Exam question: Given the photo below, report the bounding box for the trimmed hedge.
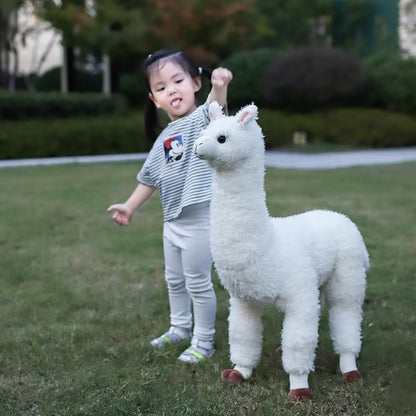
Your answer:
[363,53,416,114]
[258,107,416,149]
[0,112,151,159]
[220,49,278,108]
[223,48,416,115]
[263,47,367,111]
[0,92,128,120]
[1,108,415,160]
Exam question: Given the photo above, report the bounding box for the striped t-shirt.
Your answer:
[137,99,213,222]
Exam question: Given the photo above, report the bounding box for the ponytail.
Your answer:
[144,98,160,142]
[198,66,213,82]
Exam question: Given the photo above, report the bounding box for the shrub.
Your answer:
[220,49,277,107]
[120,72,146,106]
[2,107,415,160]
[363,52,416,113]
[263,47,368,111]
[258,107,416,149]
[0,92,128,120]
[0,112,151,159]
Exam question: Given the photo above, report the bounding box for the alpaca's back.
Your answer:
[216,209,368,303]
[272,209,369,283]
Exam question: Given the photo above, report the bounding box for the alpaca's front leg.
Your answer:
[221,297,263,383]
[281,295,320,400]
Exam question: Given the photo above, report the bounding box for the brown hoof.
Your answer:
[275,345,282,355]
[221,369,244,384]
[342,370,363,383]
[288,388,313,401]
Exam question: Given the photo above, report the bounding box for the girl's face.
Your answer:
[148,60,201,121]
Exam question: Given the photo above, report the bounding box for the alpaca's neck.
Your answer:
[211,163,271,233]
[213,157,265,194]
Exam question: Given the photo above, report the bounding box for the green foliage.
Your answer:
[0,112,151,159]
[363,53,416,114]
[330,0,398,56]
[119,71,146,106]
[0,162,415,415]
[2,107,415,160]
[220,49,277,108]
[253,0,332,49]
[258,107,416,149]
[263,47,368,112]
[27,0,401,98]
[0,91,128,119]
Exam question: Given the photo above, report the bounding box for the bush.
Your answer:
[220,49,277,107]
[0,112,151,159]
[0,92,128,120]
[120,72,146,106]
[263,47,368,111]
[258,107,416,149]
[363,52,416,113]
[2,107,414,160]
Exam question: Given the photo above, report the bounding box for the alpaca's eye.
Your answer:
[217,135,226,144]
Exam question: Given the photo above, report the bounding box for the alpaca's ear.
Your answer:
[236,104,258,126]
[209,101,225,121]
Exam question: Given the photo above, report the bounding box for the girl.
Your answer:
[108,49,233,363]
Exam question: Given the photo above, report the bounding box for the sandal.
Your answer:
[178,345,215,363]
[150,327,191,348]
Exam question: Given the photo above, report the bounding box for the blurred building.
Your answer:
[16,4,62,76]
[400,0,416,56]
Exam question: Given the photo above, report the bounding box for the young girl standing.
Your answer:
[108,49,232,363]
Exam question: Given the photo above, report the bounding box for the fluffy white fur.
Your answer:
[194,102,369,399]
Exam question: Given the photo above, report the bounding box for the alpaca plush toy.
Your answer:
[194,102,369,401]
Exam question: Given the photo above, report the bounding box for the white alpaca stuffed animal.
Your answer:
[194,102,369,401]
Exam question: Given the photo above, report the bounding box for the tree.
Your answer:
[148,0,254,64]
[0,0,25,90]
[33,0,150,92]
[249,0,332,50]
[33,0,93,91]
[330,0,399,56]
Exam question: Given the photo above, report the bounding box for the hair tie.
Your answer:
[198,67,203,75]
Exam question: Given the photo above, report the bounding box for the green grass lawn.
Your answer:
[0,161,415,416]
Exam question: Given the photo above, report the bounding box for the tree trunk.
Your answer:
[102,52,111,95]
[66,45,75,91]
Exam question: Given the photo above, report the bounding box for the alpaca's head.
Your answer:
[194,102,264,171]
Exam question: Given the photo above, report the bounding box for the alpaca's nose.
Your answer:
[194,137,206,156]
[195,137,204,147]
[194,140,202,154]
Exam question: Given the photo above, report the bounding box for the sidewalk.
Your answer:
[264,147,416,169]
[1,147,416,170]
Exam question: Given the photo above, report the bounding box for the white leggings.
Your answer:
[163,202,216,344]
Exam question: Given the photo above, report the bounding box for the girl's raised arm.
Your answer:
[209,67,233,108]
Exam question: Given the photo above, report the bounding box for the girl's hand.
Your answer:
[209,67,233,107]
[107,203,133,225]
[211,67,233,88]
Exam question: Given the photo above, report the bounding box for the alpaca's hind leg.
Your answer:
[281,291,320,400]
[326,265,366,381]
[222,297,263,382]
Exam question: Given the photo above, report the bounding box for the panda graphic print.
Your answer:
[164,134,184,164]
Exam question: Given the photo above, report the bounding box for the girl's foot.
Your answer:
[150,326,191,348]
[178,341,215,363]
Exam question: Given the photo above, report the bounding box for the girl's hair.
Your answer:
[143,49,212,142]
